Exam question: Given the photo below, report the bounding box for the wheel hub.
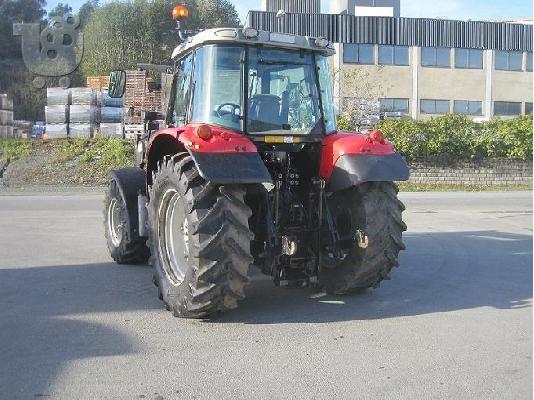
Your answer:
[158,189,189,285]
[107,198,123,247]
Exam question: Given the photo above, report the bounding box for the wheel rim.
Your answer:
[107,198,123,247]
[158,189,189,285]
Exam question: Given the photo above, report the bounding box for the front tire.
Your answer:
[320,182,407,294]
[104,180,150,264]
[147,154,254,318]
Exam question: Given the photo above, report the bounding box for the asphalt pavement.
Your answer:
[0,190,531,400]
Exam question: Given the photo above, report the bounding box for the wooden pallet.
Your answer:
[86,76,110,91]
[123,71,162,121]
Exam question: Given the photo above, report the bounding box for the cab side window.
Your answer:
[172,54,193,126]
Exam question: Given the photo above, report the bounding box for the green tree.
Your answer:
[80,0,241,76]
[78,0,99,27]
[48,2,72,19]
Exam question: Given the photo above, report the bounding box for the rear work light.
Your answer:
[196,124,213,141]
[315,37,329,48]
[243,27,259,39]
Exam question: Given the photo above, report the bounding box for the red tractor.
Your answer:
[104,11,409,318]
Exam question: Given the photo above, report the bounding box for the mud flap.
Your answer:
[109,167,146,240]
[327,153,410,192]
[188,151,272,184]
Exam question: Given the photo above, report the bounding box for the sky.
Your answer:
[46,0,533,24]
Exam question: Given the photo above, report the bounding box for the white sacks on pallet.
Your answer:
[70,88,96,105]
[46,124,68,139]
[0,126,14,138]
[47,87,71,105]
[102,91,124,108]
[0,126,12,138]
[45,105,68,124]
[0,95,13,111]
[69,105,96,123]
[99,123,123,138]
[0,109,14,125]
[100,107,125,123]
[69,123,93,138]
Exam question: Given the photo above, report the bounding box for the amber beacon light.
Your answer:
[172,5,189,20]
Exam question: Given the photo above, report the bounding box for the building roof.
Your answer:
[246,12,533,51]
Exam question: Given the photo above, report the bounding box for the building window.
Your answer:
[455,49,483,69]
[527,52,533,72]
[494,101,521,116]
[421,99,450,114]
[495,50,523,71]
[378,46,409,66]
[343,44,375,64]
[380,98,409,113]
[525,102,533,114]
[454,100,482,115]
[421,47,450,67]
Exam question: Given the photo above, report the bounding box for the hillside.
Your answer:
[0,138,135,188]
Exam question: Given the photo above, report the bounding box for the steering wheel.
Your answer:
[216,103,241,119]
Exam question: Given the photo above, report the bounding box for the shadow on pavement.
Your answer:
[215,230,533,324]
[0,262,159,399]
[0,230,531,397]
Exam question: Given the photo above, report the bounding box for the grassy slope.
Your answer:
[0,138,531,191]
[0,140,32,163]
[0,138,135,187]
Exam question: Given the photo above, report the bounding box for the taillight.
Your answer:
[196,124,213,141]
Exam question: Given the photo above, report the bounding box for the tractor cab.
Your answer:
[165,27,337,141]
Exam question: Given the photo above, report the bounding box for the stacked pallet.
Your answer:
[46,86,128,139]
[124,70,146,124]
[13,120,32,139]
[46,88,70,138]
[86,75,110,91]
[123,70,162,124]
[99,90,124,138]
[0,94,14,139]
[69,88,97,138]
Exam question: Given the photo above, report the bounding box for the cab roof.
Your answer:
[171,28,336,60]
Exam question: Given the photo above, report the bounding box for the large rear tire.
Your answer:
[104,180,150,264]
[147,154,254,318]
[320,182,407,294]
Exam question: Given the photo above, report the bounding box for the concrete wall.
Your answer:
[409,159,533,186]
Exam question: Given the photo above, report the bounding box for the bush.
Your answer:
[0,139,33,162]
[336,114,533,162]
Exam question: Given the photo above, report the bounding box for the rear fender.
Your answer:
[320,132,410,192]
[109,167,146,240]
[146,124,272,186]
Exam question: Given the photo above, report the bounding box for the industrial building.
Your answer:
[248,0,533,120]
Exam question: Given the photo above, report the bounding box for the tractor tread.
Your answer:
[148,155,253,318]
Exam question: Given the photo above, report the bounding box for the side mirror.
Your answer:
[108,70,126,98]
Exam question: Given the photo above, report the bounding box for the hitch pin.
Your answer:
[355,230,369,249]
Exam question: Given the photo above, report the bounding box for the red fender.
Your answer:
[319,131,396,180]
[146,124,271,185]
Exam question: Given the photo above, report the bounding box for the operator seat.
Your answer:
[249,94,282,125]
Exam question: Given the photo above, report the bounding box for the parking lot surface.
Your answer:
[0,191,531,399]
